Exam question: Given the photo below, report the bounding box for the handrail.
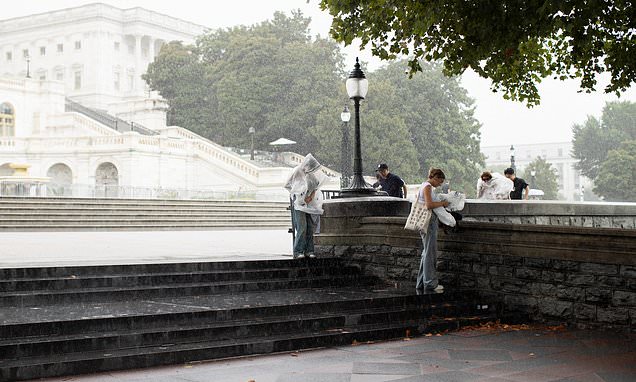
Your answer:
[64,98,159,136]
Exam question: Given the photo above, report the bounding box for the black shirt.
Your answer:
[510,177,528,200]
[380,173,405,198]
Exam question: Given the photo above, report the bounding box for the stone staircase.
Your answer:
[0,259,505,381]
[0,197,291,231]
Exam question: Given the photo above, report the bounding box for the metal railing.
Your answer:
[321,189,342,200]
[65,98,159,136]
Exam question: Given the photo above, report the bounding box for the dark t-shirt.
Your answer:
[380,173,405,198]
[510,177,528,200]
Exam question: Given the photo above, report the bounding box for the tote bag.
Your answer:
[404,199,432,233]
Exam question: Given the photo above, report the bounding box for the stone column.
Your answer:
[134,35,142,93]
[148,37,155,60]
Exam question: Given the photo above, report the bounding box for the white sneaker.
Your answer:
[426,285,444,292]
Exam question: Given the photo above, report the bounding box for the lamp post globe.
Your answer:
[340,58,382,196]
[340,105,351,188]
[530,169,536,189]
[340,105,351,123]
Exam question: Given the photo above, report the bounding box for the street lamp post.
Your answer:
[580,185,585,202]
[530,170,536,190]
[340,58,384,197]
[25,54,31,79]
[510,145,516,171]
[340,105,351,188]
[248,127,255,160]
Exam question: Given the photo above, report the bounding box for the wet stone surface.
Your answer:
[35,326,636,382]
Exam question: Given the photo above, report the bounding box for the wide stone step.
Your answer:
[0,316,496,382]
[0,198,291,231]
[0,305,494,361]
[0,259,506,381]
[0,222,291,231]
[0,275,376,307]
[0,293,497,382]
[0,216,290,222]
[0,265,361,292]
[0,290,485,342]
[0,206,288,212]
[0,304,452,359]
[0,259,342,279]
[0,208,290,218]
[0,199,288,208]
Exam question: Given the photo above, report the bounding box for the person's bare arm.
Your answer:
[304,190,316,204]
[524,186,529,200]
[423,185,449,209]
[402,185,408,198]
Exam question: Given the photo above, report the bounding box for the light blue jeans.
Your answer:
[293,208,315,256]
[416,214,439,290]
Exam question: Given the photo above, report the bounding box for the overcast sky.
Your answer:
[3,0,635,147]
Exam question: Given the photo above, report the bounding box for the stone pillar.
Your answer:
[148,37,155,60]
[134,35,142,93]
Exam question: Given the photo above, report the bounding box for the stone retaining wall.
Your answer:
[315,198,636,331]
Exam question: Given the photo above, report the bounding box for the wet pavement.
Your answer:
[35,325,636,382]
[0,230,291,268]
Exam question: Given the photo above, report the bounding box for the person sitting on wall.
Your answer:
[377,163,407,198]
[504,167,529,200]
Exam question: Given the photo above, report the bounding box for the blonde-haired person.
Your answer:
[416,168,449,292]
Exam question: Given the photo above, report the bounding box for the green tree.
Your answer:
[371,61,483,193]
[319,0,636,106]
[571,101,636,201]
[146,11,345,153]
[594,141,636,202]
[144,12,483,193]
[521,157,559,200]
[143,42,215,137]
[572,101,636,180]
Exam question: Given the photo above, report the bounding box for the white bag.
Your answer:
[404,200,432,233]
[438,191,465,211]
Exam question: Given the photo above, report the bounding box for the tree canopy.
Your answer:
[521,157,559,200]
[319,0,636,106]
[594,141,636,202]
[144,11,484,192]
[572,101,636,201]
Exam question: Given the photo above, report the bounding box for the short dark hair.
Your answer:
[504,167,515,175]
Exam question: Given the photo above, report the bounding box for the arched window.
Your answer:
[0,102,15,136]
[47,163,73,196]
[95,162,119,197]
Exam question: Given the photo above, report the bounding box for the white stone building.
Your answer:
[481,142,593,201]
[0,4,339,200]
[0,3,205,111]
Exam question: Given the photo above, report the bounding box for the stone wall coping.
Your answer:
[462,200,636,216]
[359,217,636,237]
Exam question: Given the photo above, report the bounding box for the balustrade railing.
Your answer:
[65,98,159,136]
[1,182,289,201]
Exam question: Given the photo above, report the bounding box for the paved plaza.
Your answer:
[34,325,635,382]
[0,230,291,268]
